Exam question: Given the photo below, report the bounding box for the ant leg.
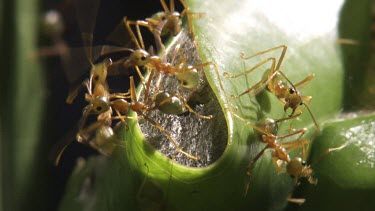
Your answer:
[240,45,287,71]
[275,109,304,133]
[112,108,128,123]
[179,0,204,39]
[276,128,307,141]
[224,57,275,79]
[195,61,237,109]
[152,92,213,119]
[132,65,150,94]
[144,70,156,104]
[310,142,350,166]
[135,66,147,84]
[108,90,131,100]
[129,76,139,103]
[282,139,310,161]
[66,83,84,104]
[226,107,273,137]
[294,75,315,88]
[127,1,166,55]
[244,145,269,196]
[225,58,278,99]
[275,70,314,91]
[159,0,170,13]
[66,76,92,104]
[125,18,149,49]
[301,97,319,132]
[174,94,212,119]
[50,127,76,166]
[170,0,175,13]
[274,110,302,124]
[287,195,306,205]
[142,114,200,160]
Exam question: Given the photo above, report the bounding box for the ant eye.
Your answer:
[300,102,303,105]
[94,75,99,81]
[96,106,102,111]
[301,161,307,166]
[289,88,295,94]
[141,55,146,61]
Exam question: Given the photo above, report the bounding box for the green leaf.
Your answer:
[0,0,46,210]
[338,0,373,110]
[287,113,375,210]
[58,0,373,211]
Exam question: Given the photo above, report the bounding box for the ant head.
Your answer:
[151,11,182,36]
[164,11,182,36]
[89,96,110,115]
[284,87,302,113]
[127,49,150,67]
[176,67,199,89]
[286,157,317,185]
[91,58,112,84]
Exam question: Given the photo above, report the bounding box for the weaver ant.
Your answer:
[228,109,348,204]
[224,45,319,131]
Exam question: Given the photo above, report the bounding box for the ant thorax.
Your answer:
[137,29,227,167]
[271,79,289,99]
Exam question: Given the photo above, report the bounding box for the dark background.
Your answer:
[38,0,184,210]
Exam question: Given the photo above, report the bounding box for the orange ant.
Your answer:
[223,45,319,131]
[110,76,202,159]
[63,0,148,104]
[71,19,212,121]
[51,114,126,166]
[226,111,310,197]
[113,22,226,118]
[124,0,201,53]
[82,74,207,160]
[51,77,131,165]
[284,141,349,204]
[228,109,348,204]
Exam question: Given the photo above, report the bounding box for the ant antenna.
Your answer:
[301,103,319,132]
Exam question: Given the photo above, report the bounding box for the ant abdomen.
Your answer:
[176,68,199,89]
[154,91,185,115]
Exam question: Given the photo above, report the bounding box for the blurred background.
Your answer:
[0,0,184,210]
